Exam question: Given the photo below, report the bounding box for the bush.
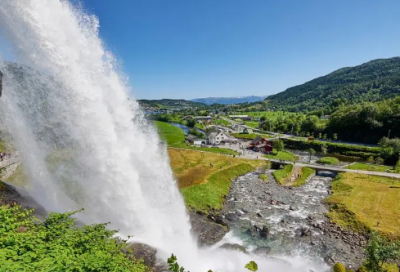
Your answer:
[357,266,368,272]
[0,205,148,272]
[317,157,340,165]
[333,263,346,272]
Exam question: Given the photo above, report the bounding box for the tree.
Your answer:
[309,148,316,163]
[273,140,284,152]
[323,133,327,140]
[260,116,266,121]
[186,119,196,128]
[318,133,322,139]
[333,133,338,141]
[321,144,328,156]
[364,232,400,272]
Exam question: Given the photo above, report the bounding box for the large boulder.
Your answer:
[253,246,272,256]
[190,212,228,246]
[124,243,157,268]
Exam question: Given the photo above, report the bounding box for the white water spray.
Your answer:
[0,1,328,271]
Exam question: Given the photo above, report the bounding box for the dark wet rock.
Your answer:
[225,212,239,222]
[0,181,47,218]
[220,243,247,253]
[259,225,270,238]
[295,227,312,237]
[324,255,335,266]
[256,212,263,218]
[190,212,228,246]
[253,246,272,256]
[124,243,157,268]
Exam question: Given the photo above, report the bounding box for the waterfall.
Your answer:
[0,1,327,271]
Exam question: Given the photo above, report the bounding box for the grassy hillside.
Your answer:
[138,99,204,109]
[169,149,266,211]
[267,57,400,112]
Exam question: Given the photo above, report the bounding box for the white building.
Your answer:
[207,130,236,145]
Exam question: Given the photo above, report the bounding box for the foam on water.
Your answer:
[0,1,327,271]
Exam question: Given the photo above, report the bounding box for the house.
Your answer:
[193,116,213,121]
[185,134,205,146]
[228,115,253,121]
[207,130,236,145]
[248,136,273,153]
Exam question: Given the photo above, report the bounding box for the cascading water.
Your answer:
[0,1,328,271]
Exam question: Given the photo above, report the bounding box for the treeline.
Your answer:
[260,96,400,145]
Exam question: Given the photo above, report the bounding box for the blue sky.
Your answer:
[6,0,400,100]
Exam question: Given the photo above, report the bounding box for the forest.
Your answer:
[266,57,400,113]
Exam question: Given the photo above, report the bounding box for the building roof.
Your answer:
[185,134,197,141]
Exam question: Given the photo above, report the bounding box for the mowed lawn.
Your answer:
[327,173,400,237]
[168,149,267,211]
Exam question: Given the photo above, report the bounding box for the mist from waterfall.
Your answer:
[0,1,328,271]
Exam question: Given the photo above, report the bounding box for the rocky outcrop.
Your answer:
[0,181,46,218]
[220,243,247,253]
[124,243,170,272]
[190,212,229,246]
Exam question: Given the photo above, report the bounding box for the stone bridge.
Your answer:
[269,159,400,179]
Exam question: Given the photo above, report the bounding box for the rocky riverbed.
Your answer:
[219,170,367,270]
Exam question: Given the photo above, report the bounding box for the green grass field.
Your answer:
[292,167,315,187]
[264,150,297,161]
[272,164,293,185]
[317,157,340,165]
[154,121,238,155]
[231,133,274,140]
[244,121,259,128]
[214,118,231,126]
[346,162,398,173]
[326,173,400,237]
[233,111,296,121]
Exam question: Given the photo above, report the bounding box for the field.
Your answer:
[231,133,274,140]
[263,150,297,161]
[169,149,267,211]
[154,121,238,155]
[244,121,259,128]
[214,118,231,126]
[326,173,400,237]
[346,162,398,173]
[233,111,296,121]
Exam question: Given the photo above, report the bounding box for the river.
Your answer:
[219,170,366,270]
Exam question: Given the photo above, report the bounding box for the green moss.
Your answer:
[259,174,268,182]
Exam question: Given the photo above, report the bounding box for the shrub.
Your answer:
[333,263,346,272]
[0,205,147,272]
[357,266,368,272]
[317,157,340,165]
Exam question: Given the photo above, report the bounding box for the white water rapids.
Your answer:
[0,1,327,271]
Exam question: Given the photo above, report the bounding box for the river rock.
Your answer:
[225,212,239,222]
[220,243,247,253]
[190,212,228,246]
[253,246,272,256]
[124,243,157,268]
[295,227,312,237]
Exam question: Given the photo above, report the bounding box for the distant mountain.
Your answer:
[138,99,205,109]
[191,96,266,105]
[267,57,400,112]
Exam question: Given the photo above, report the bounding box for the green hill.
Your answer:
[267,57,400,112]
[138,99,205,109]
